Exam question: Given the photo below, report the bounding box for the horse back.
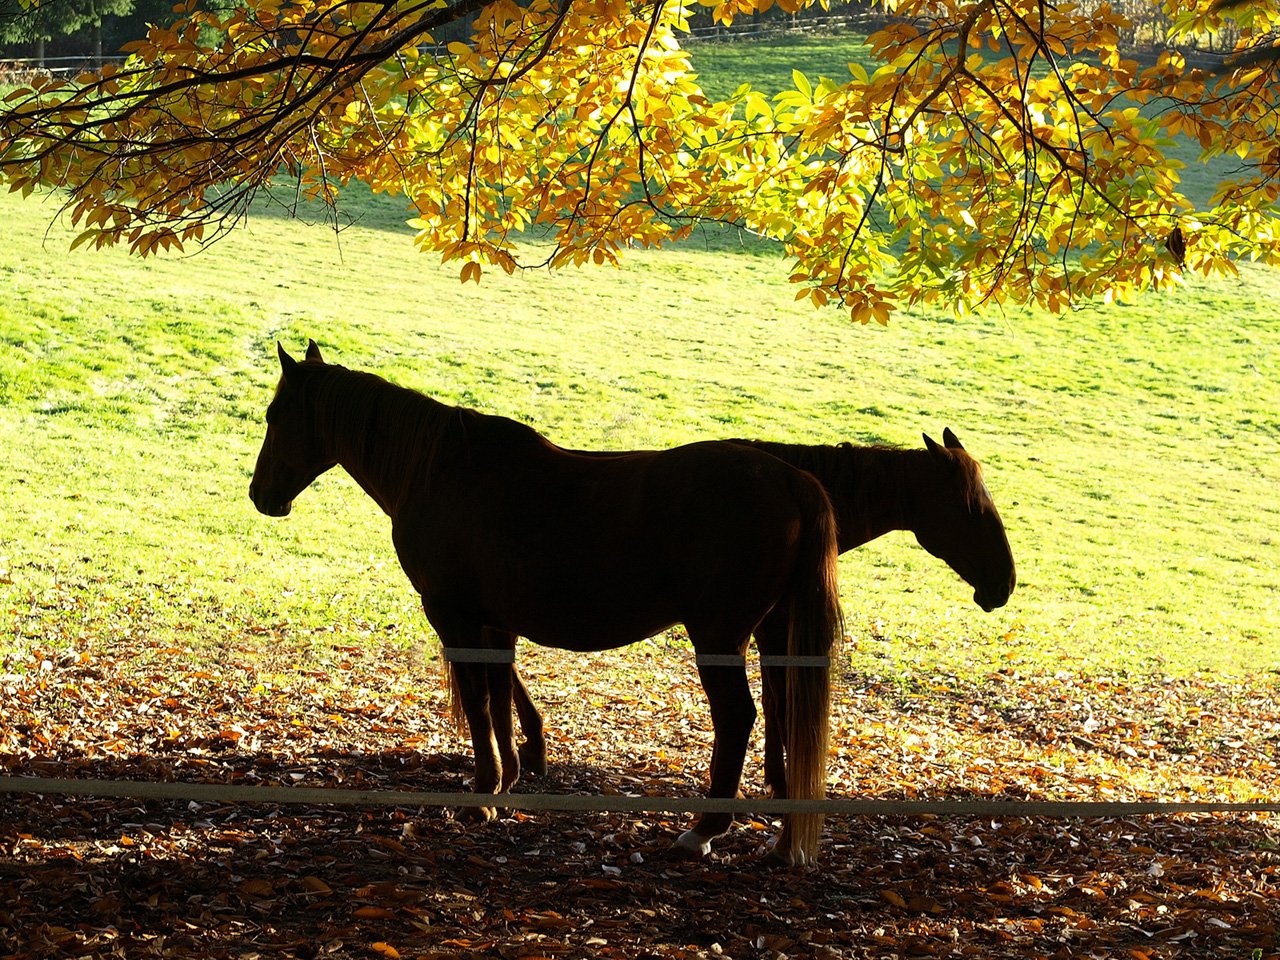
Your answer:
[392,436,829,650]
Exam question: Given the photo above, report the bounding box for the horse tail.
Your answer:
[780,470,843,865]
[443,655,467,734]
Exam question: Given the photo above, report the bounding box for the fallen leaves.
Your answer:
[0,636,1277,959]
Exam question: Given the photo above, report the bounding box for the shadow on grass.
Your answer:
[244,179,785,259]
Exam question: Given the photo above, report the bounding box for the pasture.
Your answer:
[1,33,1278,960]
[2,188,1276,678]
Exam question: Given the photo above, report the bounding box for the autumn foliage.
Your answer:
[3,0,1280,320]
[3,637,1278,957]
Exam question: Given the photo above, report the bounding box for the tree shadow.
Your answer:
[240,177,785,259]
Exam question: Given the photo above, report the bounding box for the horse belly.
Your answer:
[398,525,681,651]
[393,449,801,648]
[520,616,676,652]
[488,560,684,652]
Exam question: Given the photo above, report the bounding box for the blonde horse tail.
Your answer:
[779,472,843,865]
[442,653,467,733]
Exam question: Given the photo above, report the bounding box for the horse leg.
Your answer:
[433,619,509,823]
[755,607,789,798]
[485,631,520,793]
[512,667,548,777]
[672,647,756,858]
[448,660,501,821]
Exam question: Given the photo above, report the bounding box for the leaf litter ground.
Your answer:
[2,635,1277,960]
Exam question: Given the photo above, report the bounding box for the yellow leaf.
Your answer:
[239,879,274,899]
[880,889,906,908]
[301,876,333,895]
[744,92,771,121]
[371,943,400,959]
[792,69,811,100]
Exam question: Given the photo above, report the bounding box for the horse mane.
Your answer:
[734,440,891,484]
[735,439,988,523]
[302,362,540,507]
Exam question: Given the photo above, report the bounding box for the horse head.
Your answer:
[912,428,1016,612]
[249,340,335,517]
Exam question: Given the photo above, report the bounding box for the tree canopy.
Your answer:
[2,0,1280,321]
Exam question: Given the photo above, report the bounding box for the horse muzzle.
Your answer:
[974,574,1015,612]
[249,483,292,517]
[975,592,1005,613]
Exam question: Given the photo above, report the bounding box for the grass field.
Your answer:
[0,35,1277,686]
[1,141,1277,683]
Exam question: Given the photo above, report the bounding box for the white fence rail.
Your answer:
[0,55,125,80]
[4,776,1278,819]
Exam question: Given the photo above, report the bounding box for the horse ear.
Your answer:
[943,427,964,450]
[277,341,298,376]
[925,433,960,471]
[305,340,324,363]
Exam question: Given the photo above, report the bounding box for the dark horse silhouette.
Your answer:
[249,342,843,864]
[508,431,1017,799]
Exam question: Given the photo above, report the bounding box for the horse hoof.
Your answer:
[667,829,712,859]
[517,743,548,778]
[456,804,499,824]
[763,844,794,868]
[764,837,814,868]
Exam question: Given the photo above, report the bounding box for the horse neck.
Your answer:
[740,442,915,549]
[312,368,449,519]
[829,446,927,547]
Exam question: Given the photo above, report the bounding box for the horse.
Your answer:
[249,341,843,865]
[508,430,1016,799]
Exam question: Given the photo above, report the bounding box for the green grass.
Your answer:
[688,34,876,102]
[2,184,1277,683]
[1,35,1278,683]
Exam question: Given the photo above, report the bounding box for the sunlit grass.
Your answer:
[1,32,1278,681]
[2,174,1277,683]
